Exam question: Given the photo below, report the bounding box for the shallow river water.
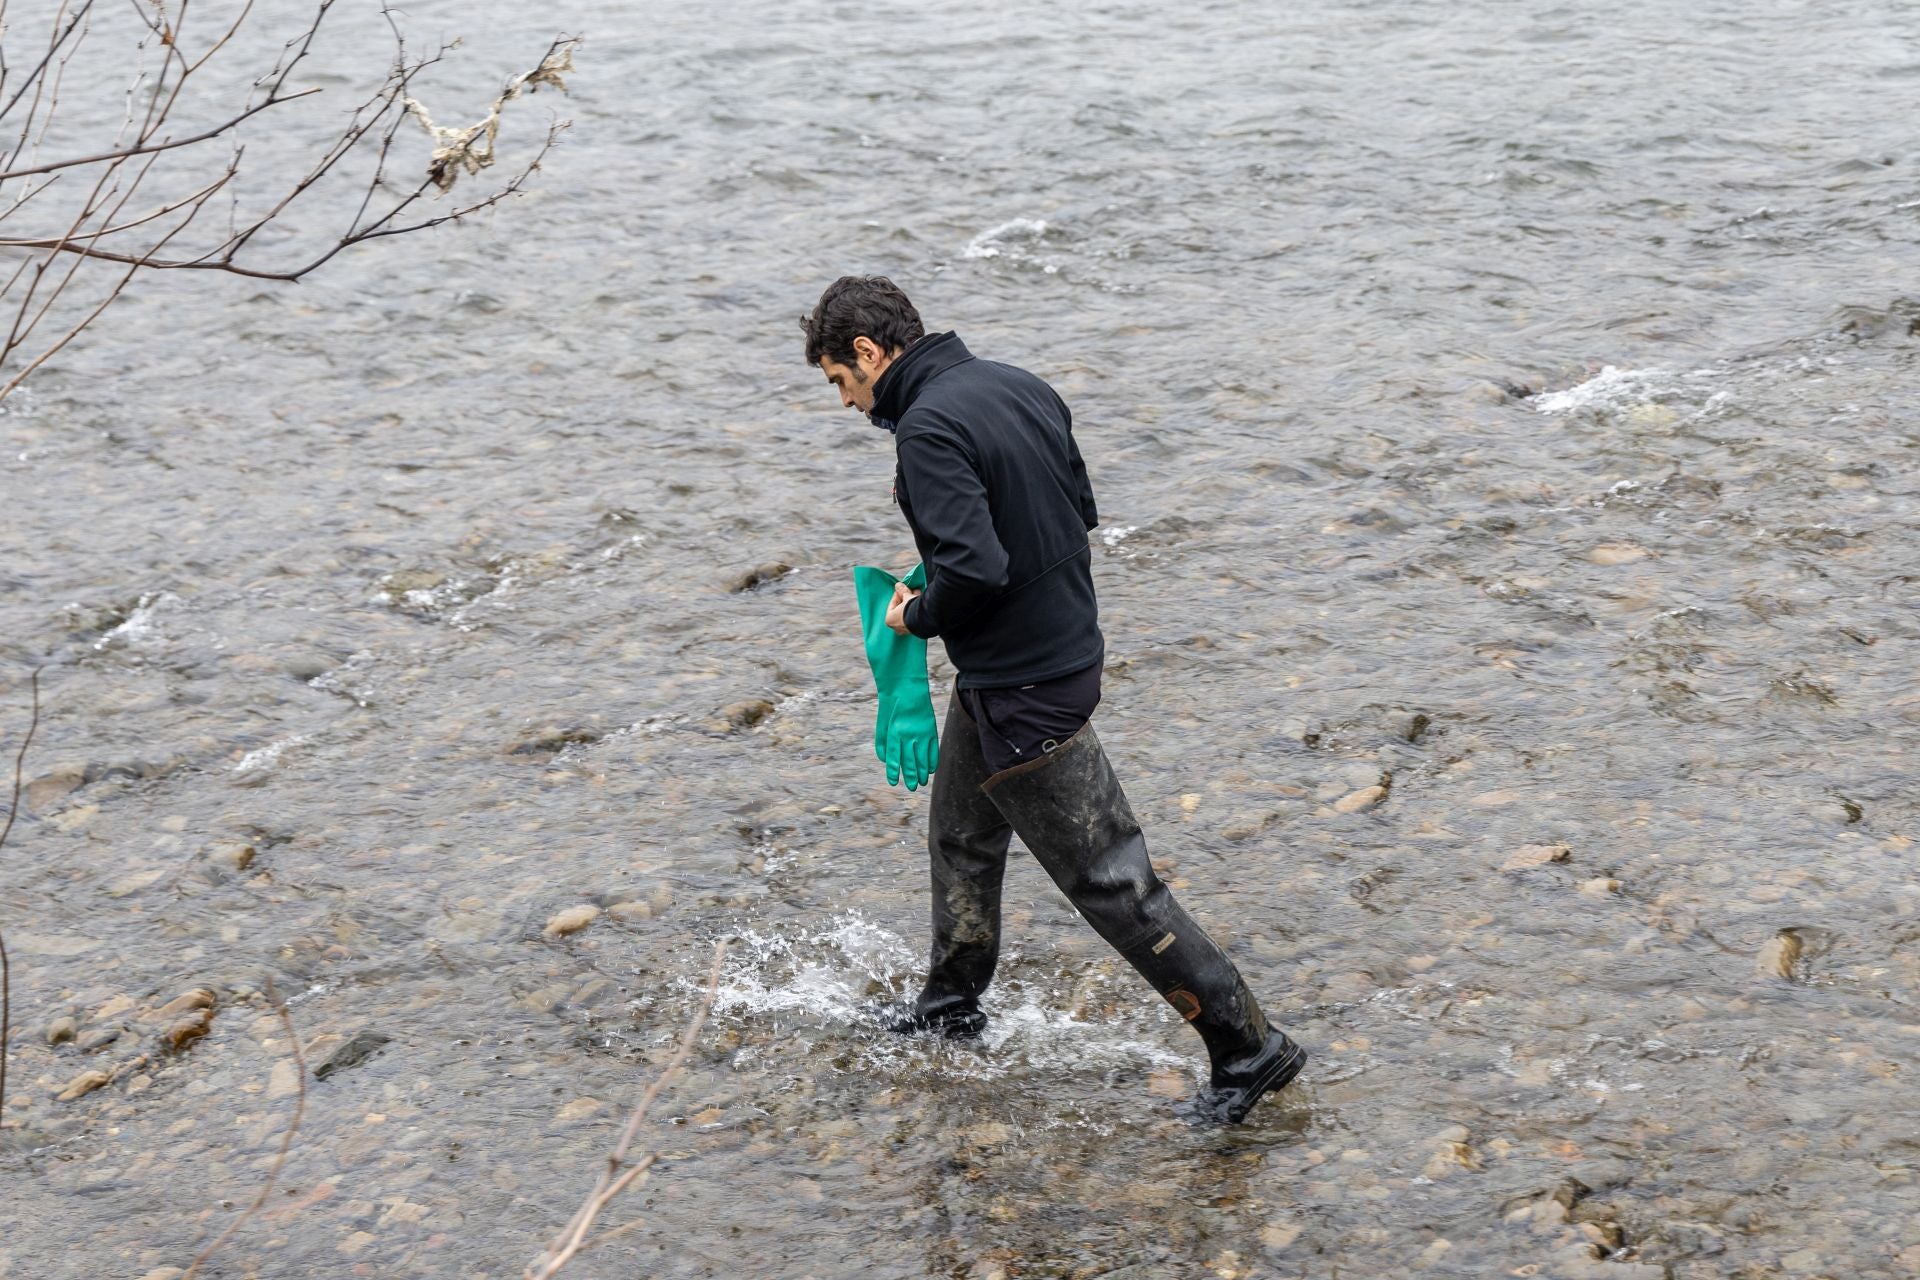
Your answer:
[3,1,1919,1277]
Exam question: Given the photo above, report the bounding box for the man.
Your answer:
[801,275,1307,1124]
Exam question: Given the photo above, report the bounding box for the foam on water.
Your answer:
[705,913,1188,1082]
[1531,365,1674,414]
[962,217,1048,260]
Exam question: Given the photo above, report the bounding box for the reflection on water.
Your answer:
[4,0,1920,1275]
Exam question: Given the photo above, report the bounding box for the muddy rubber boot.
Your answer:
[982,725,1306,1120]
[875,690,1011,1041]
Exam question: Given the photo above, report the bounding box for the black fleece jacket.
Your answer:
[870,332,1104,690]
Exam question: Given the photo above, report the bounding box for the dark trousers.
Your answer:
[958,661,1103,775]
[920,662,1103,1005]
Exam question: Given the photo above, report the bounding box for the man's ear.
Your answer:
[852,335,881,368]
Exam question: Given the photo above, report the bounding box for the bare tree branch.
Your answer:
[181,980,309,1280]
[523,941,731,1280]
[0,87,318,181]
[0,668,45,1131]
[0,4,577,397]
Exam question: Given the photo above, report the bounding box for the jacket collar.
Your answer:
[867,331,972,432]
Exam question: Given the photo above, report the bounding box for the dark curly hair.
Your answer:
[800,276,925,367]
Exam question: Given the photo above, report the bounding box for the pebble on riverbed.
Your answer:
[163,1010,213,1052]
[727,561,793,592]
[55,1069,112,1102]
[1756,929,1803,980]
[151,988,216,1021]
[543,904,600,938]
[45,1016,78,1046]
[202,840,256,872]
[1333,785,1387,813]
[718,700,776,732]
[1503,844,1571,871]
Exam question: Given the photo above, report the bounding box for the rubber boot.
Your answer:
[982,724,1306,1121]
[876,689,1011,1040]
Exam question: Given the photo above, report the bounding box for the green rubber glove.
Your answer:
[853,562,938,791]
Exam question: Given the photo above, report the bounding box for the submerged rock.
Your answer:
[543,904,600,937]
[1503,844,1571,871]
[1333,785,1387,813]
[55,1069,112,1102]
[314,1030,393,1081]
[719,700,776,731]
[45,1016,78,1046]
[1756,930,1803,980]
[153,988,216,1021]
[728,561,793,593]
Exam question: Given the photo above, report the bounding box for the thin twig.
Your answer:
[0,87,319,181]
[0,668,45,1130]
[523,941,730,1280]
[181,980,308,1280]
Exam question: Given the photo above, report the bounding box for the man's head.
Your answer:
[800,275,925,413]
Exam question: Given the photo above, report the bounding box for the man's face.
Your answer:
[819,336,894,414]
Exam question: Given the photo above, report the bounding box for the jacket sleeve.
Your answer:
[897,431,1010,639]
[1057,392,1099,531]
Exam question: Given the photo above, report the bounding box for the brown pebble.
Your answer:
[1578,877,1621,897]
[1757,930,1803,980]
[1333,785,1386,814]
[46,1015,78,1046]
[55,1069,112,1101]
[154,988,216,1020]
[720,700,776,731]
[164,1009,213,1051]
[727,562,793,593]
[204,841,256,871]
[1503,844,1571,871]
[76,1026,122,1053]
[543,905,600,938]
[1589,543,1651,565]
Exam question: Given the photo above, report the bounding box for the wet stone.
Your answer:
[203,841,256,872]
[1221,814,1268,841]
[1757,930,1803,980]
[727,561,793,592]
[75,1027,121,1053]
[1334,785,1387,813]
[153,988,216,1021]
[55,1070,112,1102]
[313,1030,393,1081]
[543,904,600,937]
[45,1016,78,1046]
[1504,843,1572,871]
[163,1011,213,1051]
[720,700,776,731]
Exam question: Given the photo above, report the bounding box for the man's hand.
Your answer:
[886,582,919,636]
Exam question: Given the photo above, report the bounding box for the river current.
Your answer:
[3,1,1918,1277]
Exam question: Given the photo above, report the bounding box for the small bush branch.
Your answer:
[0,667,44,1130]
[0,3,578,397]
[524,940,731,1279]
[181,980,309,1279]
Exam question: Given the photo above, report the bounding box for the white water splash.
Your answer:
[702,913,1187,1081]
[963,217,1049,260]
[233,733,307,774]
[91,592,175,652]
[1531,366,1674,414]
